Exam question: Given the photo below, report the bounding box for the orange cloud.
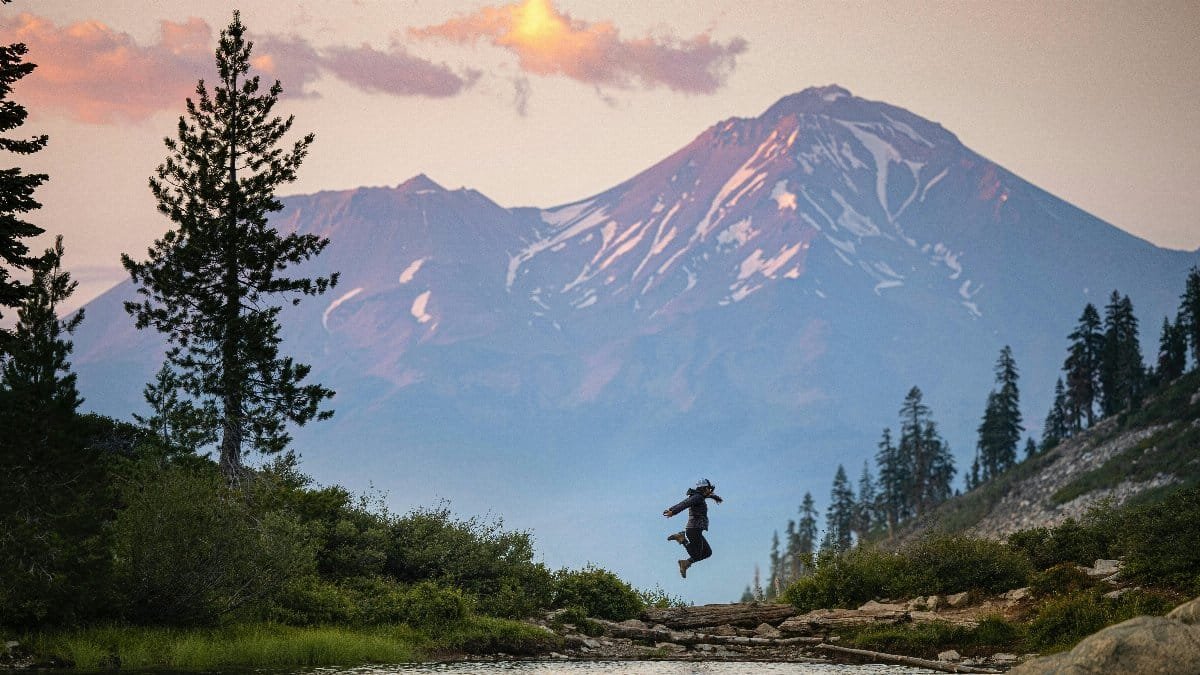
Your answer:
[1,13,210,123]
[1,13,477,124]
[411,0,747,94]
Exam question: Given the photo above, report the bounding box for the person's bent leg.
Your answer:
[685,528,711,563]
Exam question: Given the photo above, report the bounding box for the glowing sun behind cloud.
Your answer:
[412,0,746,94]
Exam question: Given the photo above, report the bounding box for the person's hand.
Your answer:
[711,495,723,504]
[663,509,672,517]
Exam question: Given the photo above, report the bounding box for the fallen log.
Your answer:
[594,619,822,647]
[814,643,1002,674]
[641,602,796,629]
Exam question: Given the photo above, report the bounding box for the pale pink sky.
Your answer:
[4,1,1199,312]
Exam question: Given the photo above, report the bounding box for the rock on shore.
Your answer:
[1009,596,1200,674]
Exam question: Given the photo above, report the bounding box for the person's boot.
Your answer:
[667,531,687,546]
[678,559,691,578]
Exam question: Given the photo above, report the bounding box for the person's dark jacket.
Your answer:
[667,488,714,530]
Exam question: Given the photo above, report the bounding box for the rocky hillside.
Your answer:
[905,371,1200,542]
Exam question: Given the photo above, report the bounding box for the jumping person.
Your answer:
[663,478,723,578]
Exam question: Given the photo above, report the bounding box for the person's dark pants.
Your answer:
[685,527,712,563]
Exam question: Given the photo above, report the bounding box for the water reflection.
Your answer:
[310,661,938,674]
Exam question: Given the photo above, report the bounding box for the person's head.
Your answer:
[695,478,715,495]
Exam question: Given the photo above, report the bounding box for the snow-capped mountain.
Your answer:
[70,86,1199,603]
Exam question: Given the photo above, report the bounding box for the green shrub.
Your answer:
[899,534,1032,596]
[1029,563,1095,598]
[638,585,690,609]
[552,565,644,621]
[268,576,468,629]
[1007,515,1119,569]
[1027,591,1113,652]
[782,546,906,612]
[385,505,553,618]
[114,468,318,625]
[1121,486,1200,593]
[843,616,1023,658]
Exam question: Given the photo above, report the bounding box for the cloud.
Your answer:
[323,43,480,97]
[1,13,478,124]
[0,13,210,123]
[411,0,747,94]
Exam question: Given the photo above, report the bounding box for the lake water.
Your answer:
[307,662,940,674]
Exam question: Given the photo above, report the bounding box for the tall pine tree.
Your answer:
[1041,377,1070,451]
[1063,304,1103,430]
[825,465,856,552]
[122,13,338,481]
[874,427,906,537]
[1182,267,1200,369]
[854,461,876,540]
[1157,315,1188,384]
[794,492,819,577]
[977,346,1023,480]
[0,237,109,625]
[0,40,49,341]
[1099,291,1144,416]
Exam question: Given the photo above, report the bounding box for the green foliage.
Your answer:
[25,623,418,670]
[784,534,1031,612]
[423,615,563,656]
[1028,563,1096,598]
[0,242,123,628]
[900,534,1032,596]
[1121,486,1200,593]
[552,565,644,621]
[1007,513,1120,569]
[0,41,49,322]
[1025,589,1172,653]
[637,585,690,609]
[843,616,1022,659]
[114,467,318,625]
[122,12,336,478]
[782,546,907,612]
[386,505,554,618]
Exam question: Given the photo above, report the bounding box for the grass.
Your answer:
[840,616,1021,659]
[23,617,560,670]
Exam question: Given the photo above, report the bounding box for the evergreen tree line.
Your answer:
[756,267,1200,595]
[1040,274,1200,451]
[755,387,955,599]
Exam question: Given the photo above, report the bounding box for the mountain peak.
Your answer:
[396,173,446,194]
[762,85,855,118]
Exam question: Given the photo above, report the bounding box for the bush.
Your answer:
[898,534,1032,596]
[552,565,644,621]
[385,505,554,618]
[782,546,906,612]
[1029,563,1095,598]
[269,576,469,629]
[1026,591,1113,652]
[113,467,318,625]
[638,585,690,609]
[1007,511,1120,569]
[1121,486,1200,593]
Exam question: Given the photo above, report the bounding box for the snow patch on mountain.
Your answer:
[411,290,433,324]
[322,287,364,331]
[399,258,426,284]
[771,180,798,210]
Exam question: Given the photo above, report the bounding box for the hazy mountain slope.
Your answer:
[69,86,1200,603]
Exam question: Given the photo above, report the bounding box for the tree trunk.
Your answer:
[814,643,1001,674]
[641,602,796,629]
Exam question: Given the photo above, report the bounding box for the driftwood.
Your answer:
[641,602,796,629]
[780,607,980,635]
[814,643,1002,674]
[594,619,821,647]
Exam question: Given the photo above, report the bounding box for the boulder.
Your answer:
[858,600,906,612]
[1004,587,1032,602]
[1085,559,1122,578]
[619,618,648,629]
[1009,613,1200,674]
[945,591,971,608]
[938,649,962,662]
[754,622,783,638]
[1168,596,1200,625]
